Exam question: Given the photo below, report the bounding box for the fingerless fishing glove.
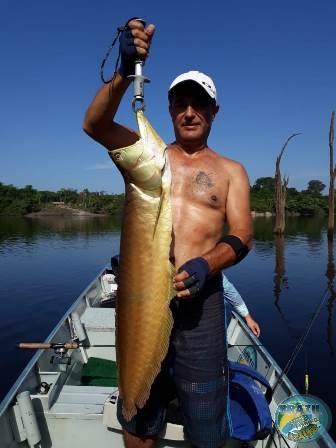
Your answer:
[178,257,210,295]
[118,18,143,78]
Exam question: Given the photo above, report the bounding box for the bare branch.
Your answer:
[330,111,335,148]
[276,133,301,168]
[274,133,300,234]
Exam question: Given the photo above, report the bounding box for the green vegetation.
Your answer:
[0,178,330,217]
[250,176,328,215]
[0,183,124,216]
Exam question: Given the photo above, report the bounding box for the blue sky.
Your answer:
[1,0,335,194]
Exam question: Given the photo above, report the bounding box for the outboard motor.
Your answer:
[100,254,120,307]
[110,254,119,279]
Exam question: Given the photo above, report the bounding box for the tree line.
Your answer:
[0,179,329,217]
[251,177,328,215]
[0,183,124,216]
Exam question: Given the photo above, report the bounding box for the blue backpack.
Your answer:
[227,360,273,441]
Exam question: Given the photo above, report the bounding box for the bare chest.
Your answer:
[169,150,228,210]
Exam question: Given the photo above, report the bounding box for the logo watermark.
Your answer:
[275,394,332,442]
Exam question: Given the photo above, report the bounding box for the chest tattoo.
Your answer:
[194,171,214,190]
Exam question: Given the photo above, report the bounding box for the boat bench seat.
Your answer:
[81,308,115,331]
[49,385,117,418]
[80,308,116,352]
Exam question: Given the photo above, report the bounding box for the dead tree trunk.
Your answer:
[326,238,336,354]
[328,110,335,241]
[273,234,287,305]
[273,133,301,234]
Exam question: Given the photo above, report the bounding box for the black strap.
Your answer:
[220,235,249,264]
[100,17,141,84]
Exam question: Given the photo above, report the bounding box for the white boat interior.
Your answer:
[0,267,334,448]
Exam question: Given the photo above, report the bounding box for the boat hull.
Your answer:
[0,268,334,448]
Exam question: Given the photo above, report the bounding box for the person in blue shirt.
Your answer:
[223,274,260,337]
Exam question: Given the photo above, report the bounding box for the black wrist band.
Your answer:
[219,235,250,264]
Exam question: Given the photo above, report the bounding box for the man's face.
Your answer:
[169,82,218,145]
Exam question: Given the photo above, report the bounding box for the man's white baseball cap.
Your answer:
[168,70,217,103]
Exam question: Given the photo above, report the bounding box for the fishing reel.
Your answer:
[17,341,79,370]
[50,343,72,367]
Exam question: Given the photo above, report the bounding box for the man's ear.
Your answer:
[211,104,219,121]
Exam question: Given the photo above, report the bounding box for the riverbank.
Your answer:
[26,208,276,219]
[18,209,302,219]
[251,211,273,218]
[25,204,107,218]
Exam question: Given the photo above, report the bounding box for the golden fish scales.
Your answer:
[109,110,175,421]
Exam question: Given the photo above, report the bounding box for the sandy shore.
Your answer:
[25,204,107,218]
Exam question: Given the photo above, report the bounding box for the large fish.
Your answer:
[109,109,175,421]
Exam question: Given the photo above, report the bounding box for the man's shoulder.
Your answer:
[208,149,246,172]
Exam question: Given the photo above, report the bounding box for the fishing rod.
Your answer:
[304,350,309,395]
[272,286,330,393]
[16,341,116,367]
[16,342,115,349]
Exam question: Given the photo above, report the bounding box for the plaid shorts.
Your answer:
[117,275,228,448]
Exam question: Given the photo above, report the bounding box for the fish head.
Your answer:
[110,141,164,193]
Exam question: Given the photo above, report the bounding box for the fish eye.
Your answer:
[113,151,122,161]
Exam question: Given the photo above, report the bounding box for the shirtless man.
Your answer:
[83,18,252,448]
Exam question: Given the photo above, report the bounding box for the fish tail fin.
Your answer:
[122,401,137,422]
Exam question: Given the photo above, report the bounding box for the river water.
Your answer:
[0,215,335,438]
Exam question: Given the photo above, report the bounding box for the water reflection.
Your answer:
[286,216,325,240]
[326,239,336,355]
[273,234,289,307]
[0,216,122,252]
[253,215,326,241]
